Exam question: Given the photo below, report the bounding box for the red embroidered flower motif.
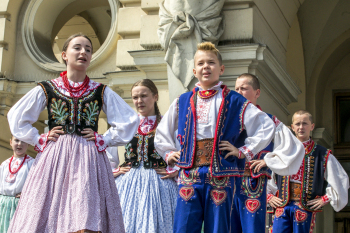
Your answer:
[99,140,105,146]
[39,138,44,145]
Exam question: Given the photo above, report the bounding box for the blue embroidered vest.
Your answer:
[177,85,251,177]
[276,141,330,212]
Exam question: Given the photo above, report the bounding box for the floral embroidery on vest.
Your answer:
[50,98,69,125]
[83,100,100,126]
[125,143,137,159]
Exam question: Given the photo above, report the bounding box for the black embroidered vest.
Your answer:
[38,81,106,136]
[276,142,330,212]
[120,132,167,169]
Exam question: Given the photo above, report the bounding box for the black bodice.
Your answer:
[120,132,167,169]
[38,80,106,136]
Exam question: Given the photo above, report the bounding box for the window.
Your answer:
[334,92,350,160]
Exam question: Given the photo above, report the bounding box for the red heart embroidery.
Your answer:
[245,199,261,213]
[275,208,284,218]
[179,186,194,201]
[210,189,227,206]
[295,209,308,222]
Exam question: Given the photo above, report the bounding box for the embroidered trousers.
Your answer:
[272,201,317,233]
[174,166,234,233]
[230,176,267,233]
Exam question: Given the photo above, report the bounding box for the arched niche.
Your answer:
[306,29,350,126]
[21,0,118,72]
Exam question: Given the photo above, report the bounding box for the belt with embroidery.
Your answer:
[193,138,214,167]
[290,182,301,201]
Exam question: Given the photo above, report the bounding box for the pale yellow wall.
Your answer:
[286,17,306,124]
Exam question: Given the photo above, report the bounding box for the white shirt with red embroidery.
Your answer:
[7,78,139,152]
[267,139,350,212]
[0,155,34,196]
[154,81,276,164]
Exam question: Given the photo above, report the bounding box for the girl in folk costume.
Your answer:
[0,137,34,232]
[110,79,178,233]
[7,33,139,233]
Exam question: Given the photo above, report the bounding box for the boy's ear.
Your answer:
[219,65,225,75]
[310,123,315,131]
[256,89,261,99]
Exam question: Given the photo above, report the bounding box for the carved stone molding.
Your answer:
[0,78,17,115]
[220,44,301,115]
[312,128,332,148]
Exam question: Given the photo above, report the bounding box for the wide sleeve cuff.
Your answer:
[165,151,175,165]
[267,194,274,203]
[322,194,331,204]
[166,165,180,174]
[34,132,50,152]
[112,167,120,174]
[94,132,108,152]
[239,146,254,161]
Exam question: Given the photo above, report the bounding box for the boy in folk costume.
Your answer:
[229,73,305,233]
[267,110,349,233]
[155,42,276,233]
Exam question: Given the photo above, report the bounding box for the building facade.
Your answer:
[0,0,349,231]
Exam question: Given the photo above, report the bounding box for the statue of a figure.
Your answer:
[158,0,225,100]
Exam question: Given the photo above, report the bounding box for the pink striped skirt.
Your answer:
[8,134,125,233]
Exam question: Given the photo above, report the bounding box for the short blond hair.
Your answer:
[195,42,222,65]
[292,110,313,123]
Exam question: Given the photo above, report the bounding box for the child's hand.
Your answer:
[268,196,283,208]
[250,159,267,173]
[48,126,64,142]
[113,167,131,178]
[307,198,328,210]
[167,151,180,166]
[155,168,179,179]
[219,141,241,159]
[82,128,95,141]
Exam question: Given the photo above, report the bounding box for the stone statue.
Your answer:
[158,0,225,101]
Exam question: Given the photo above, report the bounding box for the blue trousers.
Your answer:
[174,166,234,233]
[230,176,267,233]
[272,201,317,233]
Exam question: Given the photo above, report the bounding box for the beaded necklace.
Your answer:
[60,71,90,98]
[9,155,28,175]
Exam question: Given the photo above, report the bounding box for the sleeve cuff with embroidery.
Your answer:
[112,167,120,174]
[165,151,175,165]
[267,194,274,203]
[94,132,108,152]
[34,132,50,152]
[322,194,331,204]
[238,146,254,161]
[166,165,180,174]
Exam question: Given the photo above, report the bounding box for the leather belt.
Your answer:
[193,138,214,167]
[290,182,301,201]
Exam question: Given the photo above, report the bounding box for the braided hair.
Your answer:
[131,79,162,125]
